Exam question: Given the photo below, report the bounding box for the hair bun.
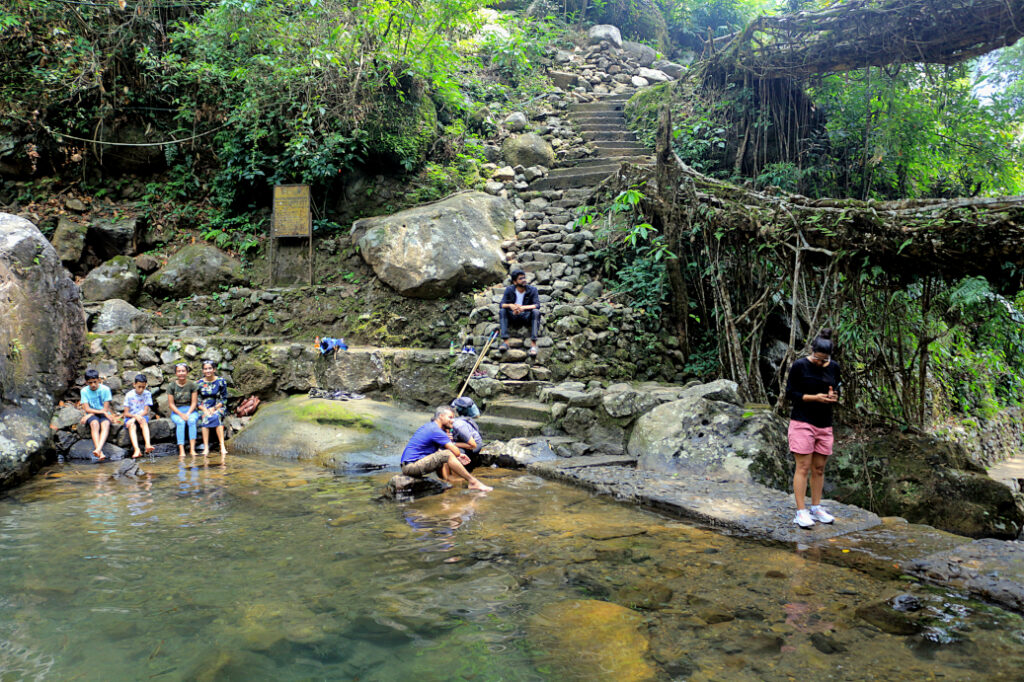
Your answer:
[818,328,833,340]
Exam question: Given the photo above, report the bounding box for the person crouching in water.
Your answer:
[450,397,484,471]
[400,406,492,491]
[786,328,840,528]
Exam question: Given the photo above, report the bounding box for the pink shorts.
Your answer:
[789,421,833,456]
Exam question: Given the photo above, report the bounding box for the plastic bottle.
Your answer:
[449,340,456,356]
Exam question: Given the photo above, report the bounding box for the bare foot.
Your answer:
[132,450,142,459]
[189,451,197,457]
[145,445,155,453]
[219,449,227,456]
[468,481,492,492]
[94,450,106,461]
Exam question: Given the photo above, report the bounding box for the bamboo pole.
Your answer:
[456,331,498,400]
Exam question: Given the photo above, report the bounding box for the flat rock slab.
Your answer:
[526,459,880,543]
[806,517,968,579]
[903,539,1024,613]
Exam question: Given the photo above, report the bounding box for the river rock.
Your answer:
[229,395,424,470]
[622,41,656,66]
[68,439,126,462]
[0,213,85,489]
[601,386,661,418]
[903,539,1024,612]
[51,217,88,266]
[503,112,528,131]
[587,24,623,48]
[145,244,244,298]
[628,384,788,483]
[548,70,579,89]
[502,133,556,168]
[479,437,558,468]
[651,59,684,79]
[637,67,671,83]
[90,299,153,333]
[352,191,514,298]
[528,599,655,680]
[383,474,450,500]
[87,216,139,262]
[81,255,141,302]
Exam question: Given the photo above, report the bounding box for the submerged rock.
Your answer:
[528,599,656,681]
[383,474,450,500]
[111,459,145,479]
[0,213,85,490]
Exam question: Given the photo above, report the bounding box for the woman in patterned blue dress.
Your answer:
[197,360,229,456]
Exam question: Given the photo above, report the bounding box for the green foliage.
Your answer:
[659,0,766,52]
[575,188,676,320]
[812,64,1024,199]
[480,16,559,86]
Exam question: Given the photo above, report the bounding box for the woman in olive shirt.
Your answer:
[168,363,199,457]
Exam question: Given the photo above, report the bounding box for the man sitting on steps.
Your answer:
[400,406,493,491]
[498,269,541,357]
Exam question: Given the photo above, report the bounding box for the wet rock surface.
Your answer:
[904,539,1024,613]
[526,458,881,543]
[383,474,451,500]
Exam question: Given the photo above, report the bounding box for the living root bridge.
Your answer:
[704,0,1024,80]
[650,152,1024,279]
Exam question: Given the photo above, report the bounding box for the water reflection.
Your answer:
[0,456,1022,681]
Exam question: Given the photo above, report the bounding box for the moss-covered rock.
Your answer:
[828,431,1024,539]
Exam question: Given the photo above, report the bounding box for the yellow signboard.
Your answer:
[273,184,311,237]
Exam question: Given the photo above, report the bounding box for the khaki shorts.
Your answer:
[401,450,450,477]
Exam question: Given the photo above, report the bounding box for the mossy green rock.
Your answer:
[145,243,243,298]
[502,133,555,168]
[229,395,426,470]
[829,431,1024,539]
[366,93,437,169]
[81,255,140,302]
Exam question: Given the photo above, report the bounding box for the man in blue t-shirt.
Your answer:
[400,406,493,491]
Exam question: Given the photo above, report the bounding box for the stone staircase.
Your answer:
[477,397,553,440]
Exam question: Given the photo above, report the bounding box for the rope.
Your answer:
[42,121,231,147]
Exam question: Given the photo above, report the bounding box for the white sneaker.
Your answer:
[794,509,815,528]
[810,505,835,524]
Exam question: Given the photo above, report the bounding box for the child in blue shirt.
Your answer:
[78,368,115,461]
[122,374,155,459]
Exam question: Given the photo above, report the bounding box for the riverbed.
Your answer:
[1,454,1023,681]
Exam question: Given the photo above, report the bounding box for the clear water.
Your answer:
[2,455,1024,681]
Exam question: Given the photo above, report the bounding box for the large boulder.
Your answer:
[229,395,425,471]
[0,213,85,489]
[90,299,153,333]
[828,431,1024,539]
[81,255,141,302]
[628,379,788,484]
[145,244,244,298]
[587,24,623,47]
[502,133,556,169]
[622,40,656,66]
[314,348,459,404]
[86,216,140,263]
[352,191,514,298]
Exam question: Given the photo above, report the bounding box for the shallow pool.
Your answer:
[1,455,1023,681]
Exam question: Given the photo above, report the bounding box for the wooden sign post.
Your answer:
[271,184,313,286]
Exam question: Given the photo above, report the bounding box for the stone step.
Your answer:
[591,143,650,156]
[477,414,546,440]
[556,157,641,171]
[575,123,631,133]
[485,398,553,423]
[529,168,621,191]
[568,101,627,114]
[570,113,627,124]
[495,379,551,398]
[582,130,639,142]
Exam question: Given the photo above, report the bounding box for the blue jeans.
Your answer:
[500,308,541,340]
[171,411,199,444]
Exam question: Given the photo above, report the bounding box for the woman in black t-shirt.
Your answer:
[785,329,841,528]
